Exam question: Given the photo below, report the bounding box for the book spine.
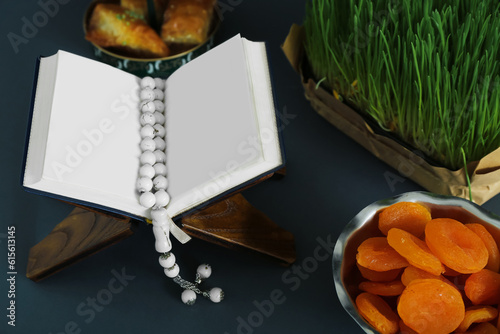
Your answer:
[264,41,287,166]
[20,56,43,187]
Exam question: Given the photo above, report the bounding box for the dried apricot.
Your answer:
[401,266,434,286]
[425,218,489,274]
[466,223,500,273]
[462,322,499,334]
[358,280,405,296]
[356,237,409,272]
[498,304,500,332]
[397,279,465,334]
[400,265,453,287]
[357,263,402,282]
[456,305,498,332]
[378,202,431,237]
[464,269,500,305]
[497,304,500,331]
[398,319,418,334]
[355,292,399,334]
[387,228,444,276]
[443,265,462,277]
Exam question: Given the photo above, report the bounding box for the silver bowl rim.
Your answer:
[332,191,500,334]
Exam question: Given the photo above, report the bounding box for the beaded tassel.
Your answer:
[137,76,223,305]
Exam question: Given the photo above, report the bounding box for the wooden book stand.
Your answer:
[26,171,296,282]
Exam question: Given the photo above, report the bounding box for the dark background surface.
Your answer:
[1,1,499,333]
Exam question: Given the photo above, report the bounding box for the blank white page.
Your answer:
[26,50,150,218]
[164,35,265,215]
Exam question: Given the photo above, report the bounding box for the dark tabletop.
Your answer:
[2,1,500,333]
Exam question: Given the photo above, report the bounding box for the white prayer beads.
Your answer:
[139,164,155,179]
[151,207,168,221]
[140,151,156,165]
[154,190,170,207]
[153,150,166,163]
[153,137,166,150]
[209,287,224,303]
[140,125,155,138]
[159,252,176,268]
[153,100,165,112]
[137,76,223,305]
[153,77,165,90]
[153,88,164,100]
[153,163,167,176]
[140,137,156,151]
[140,87,155,100]
[137,76,169,222]
[153,111,165,124]
[140,76,155,89]
[140,112,156,126]
[153,175,168,190]
[197,264,212,280]
[136,177,153,192]
[141,101,156,113]
[181,289,197,305]
[139,192,156,208]
[153,124,165,137]
[164,263,180,278]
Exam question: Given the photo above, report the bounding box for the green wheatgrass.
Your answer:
[304,0,500,170]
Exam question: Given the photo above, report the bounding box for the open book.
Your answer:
[23,34,284,221]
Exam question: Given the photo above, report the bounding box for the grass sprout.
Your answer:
[304,0,500,170]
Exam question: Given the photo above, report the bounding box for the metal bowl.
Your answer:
[332,191,500,334]
[83,0,219,78]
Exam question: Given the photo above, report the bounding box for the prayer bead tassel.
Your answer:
[137,76,223,305]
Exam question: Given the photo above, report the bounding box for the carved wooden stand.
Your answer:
[26,175,296,282]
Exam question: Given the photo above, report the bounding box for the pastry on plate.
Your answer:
[161,0,217,45]
[120,0,168,26]
[86,3,170,58]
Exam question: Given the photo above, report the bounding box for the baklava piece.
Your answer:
[120,0,168,26]
[161,0,217,45]
[86,3,170,58]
